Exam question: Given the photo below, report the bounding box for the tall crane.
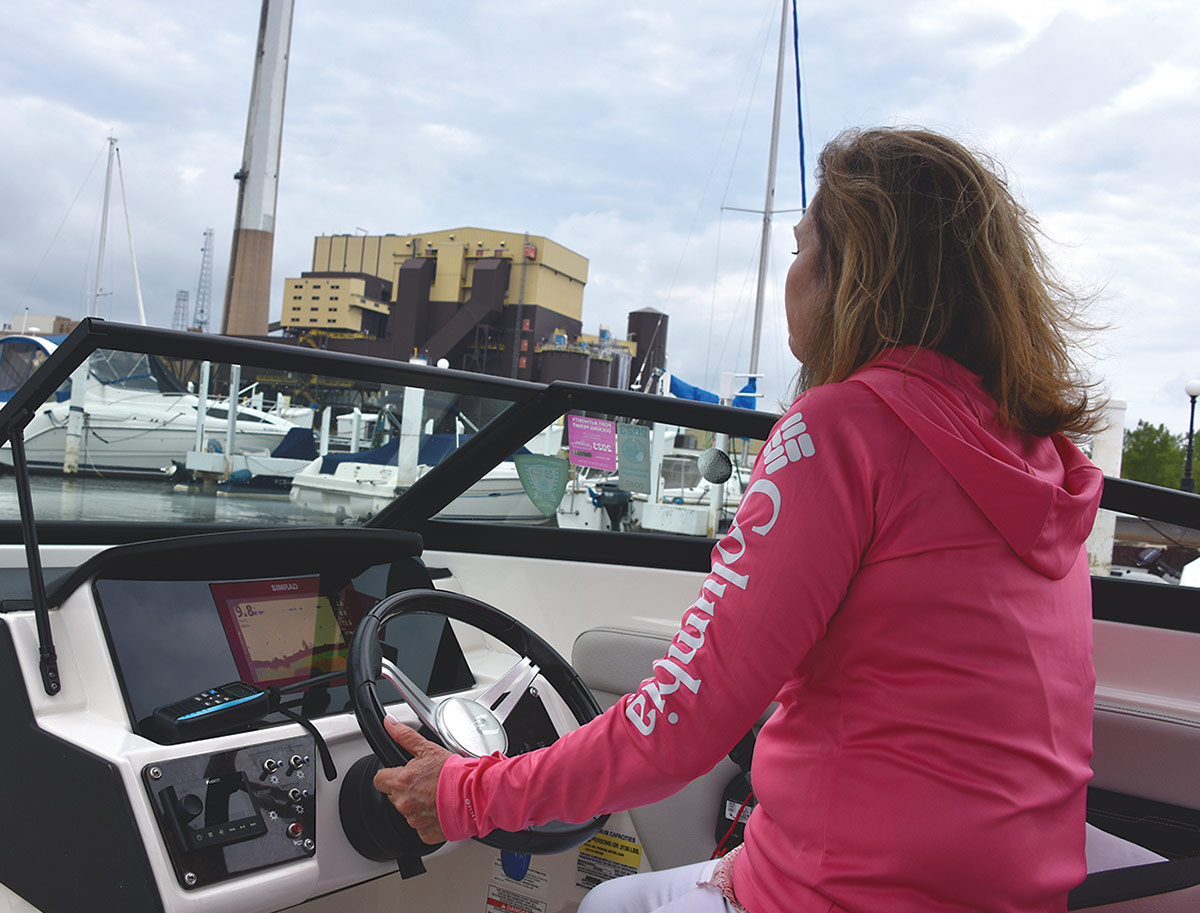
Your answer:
[192,228,214,333]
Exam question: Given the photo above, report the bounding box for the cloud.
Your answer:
[416,123,484,155]
[1111,62,1200,114]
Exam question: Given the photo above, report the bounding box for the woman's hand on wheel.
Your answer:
[372,714,453,844]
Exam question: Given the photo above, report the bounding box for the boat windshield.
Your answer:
[0,324,774,538]
[87,349,186,392]
[0,337,55,400]
[0,323,1197,593]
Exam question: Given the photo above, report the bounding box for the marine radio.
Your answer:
[148,681,278,743]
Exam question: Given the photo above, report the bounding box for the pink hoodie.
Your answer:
[438,348,1103,912]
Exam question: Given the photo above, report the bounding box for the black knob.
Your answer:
[179,793,203,821]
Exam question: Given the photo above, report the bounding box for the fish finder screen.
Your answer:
[211,576,369,687]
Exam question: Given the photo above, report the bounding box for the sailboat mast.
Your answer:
[92,136,117,317]
[116,147,148,325]
[748,0,789,377]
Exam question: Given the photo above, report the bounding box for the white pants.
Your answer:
[578,860,739,913]
[578,828,1177,913]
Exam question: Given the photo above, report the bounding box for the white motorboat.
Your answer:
[556,442,750,535]
[0,339,302,477]
[290,451,550,524]
[289,391,560,524]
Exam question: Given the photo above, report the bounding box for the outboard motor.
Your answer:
[592,481,632,531]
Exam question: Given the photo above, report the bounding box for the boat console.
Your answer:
[0,528,583,913]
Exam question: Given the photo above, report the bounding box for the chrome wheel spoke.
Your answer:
[478,656,540,724]
[379,657,439,734]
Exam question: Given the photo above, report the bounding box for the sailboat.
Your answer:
[0,139,304,478]
[558,0,804,536]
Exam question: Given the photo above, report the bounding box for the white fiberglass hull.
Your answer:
[289,459,550,524]
[0,393,297,477]
[556,475,745,534]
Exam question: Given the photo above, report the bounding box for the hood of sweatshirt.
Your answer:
[850,347,1103,579]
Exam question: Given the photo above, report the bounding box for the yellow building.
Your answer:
[282,273,392,335]
[285,229,588,380]
[310,229,585,322]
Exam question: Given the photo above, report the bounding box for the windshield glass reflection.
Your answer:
[0,343,773,539]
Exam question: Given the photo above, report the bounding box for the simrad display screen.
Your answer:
[210,576,369,688]
[95,559,475,737]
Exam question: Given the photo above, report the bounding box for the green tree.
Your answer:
[1122,420,1187,488]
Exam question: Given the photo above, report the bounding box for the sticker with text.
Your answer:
[576,829,643,890]
[567,415,617,471]
[485,856,549,913]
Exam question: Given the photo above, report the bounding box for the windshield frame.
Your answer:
[0,318,782,536]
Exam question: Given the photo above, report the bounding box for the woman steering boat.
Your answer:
[374,126,1104,912]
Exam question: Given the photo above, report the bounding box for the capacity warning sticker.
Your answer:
[576,829,643,889]
[484,885,547,913]
[485,856,549,913]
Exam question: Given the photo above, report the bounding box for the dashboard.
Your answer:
[92,552,473,743]
[0,527,568,913]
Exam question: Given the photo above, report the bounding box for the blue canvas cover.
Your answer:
[270,427,319,460]
[668,375,757,410]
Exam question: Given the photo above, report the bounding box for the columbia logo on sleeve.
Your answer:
[763,412,815,474]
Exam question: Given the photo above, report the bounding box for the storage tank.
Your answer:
[537,348,589,384]
[626,308,668,392]
[588,356,615,387]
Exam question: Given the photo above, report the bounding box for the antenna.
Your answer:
[192,228,214,333]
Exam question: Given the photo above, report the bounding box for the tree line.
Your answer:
[1121,420,1191,489]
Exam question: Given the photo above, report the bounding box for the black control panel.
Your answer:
[143,735,317,889]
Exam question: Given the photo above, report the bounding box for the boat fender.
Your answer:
[698,447,733,484]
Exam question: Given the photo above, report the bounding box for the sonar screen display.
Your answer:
[210,576,373,687]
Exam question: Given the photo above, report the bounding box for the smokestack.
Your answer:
[220,0,295,337]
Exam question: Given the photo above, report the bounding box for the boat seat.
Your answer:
[1074,881,1200,912]
[1072,825,1200,910]
[572,626,743,870]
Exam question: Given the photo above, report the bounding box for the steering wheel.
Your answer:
[340,588,608,860]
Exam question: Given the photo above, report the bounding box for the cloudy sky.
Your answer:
[2,0,1197,431]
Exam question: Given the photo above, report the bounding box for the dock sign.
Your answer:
[567,415,617,471]
[616,422,651,494]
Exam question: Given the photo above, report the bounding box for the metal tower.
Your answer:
[192,228,214,333]
[172,290,189,331]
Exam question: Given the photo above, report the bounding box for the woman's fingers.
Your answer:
[372,715,453,844]
[383,714,441,756]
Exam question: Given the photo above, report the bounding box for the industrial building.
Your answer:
[278,228,667,391]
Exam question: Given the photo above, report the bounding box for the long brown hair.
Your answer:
[797,127,1101,437]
